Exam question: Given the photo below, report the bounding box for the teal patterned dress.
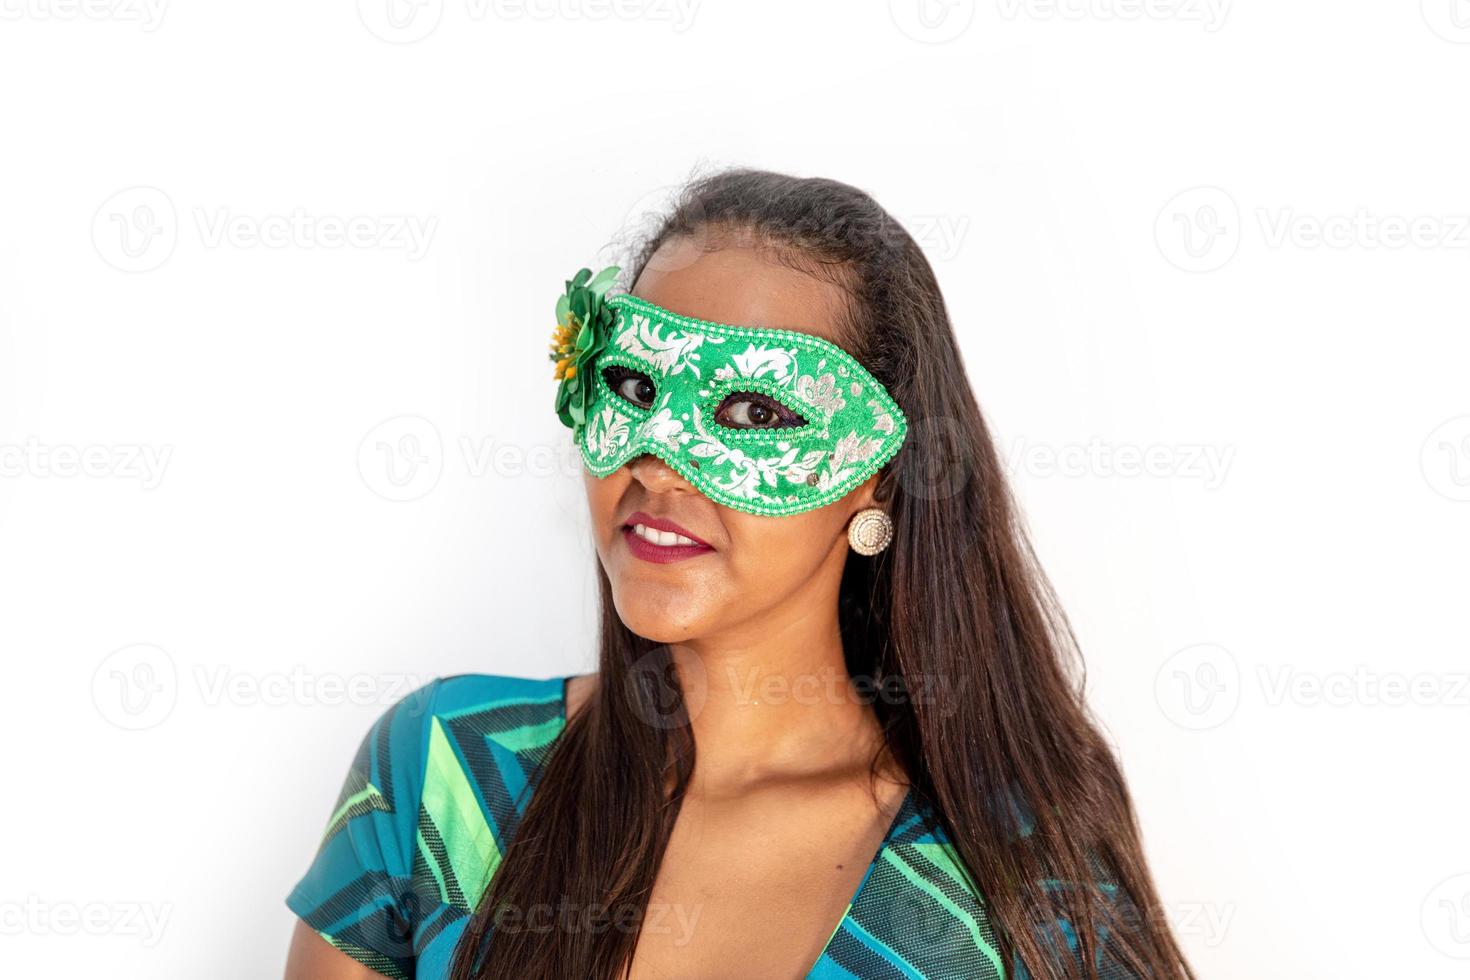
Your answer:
[287,673,1136,979]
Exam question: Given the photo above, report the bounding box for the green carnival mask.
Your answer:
[549,265,908,517]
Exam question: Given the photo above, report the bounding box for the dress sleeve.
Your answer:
[286,679,442,980]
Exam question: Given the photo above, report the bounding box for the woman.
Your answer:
[283,168,1195,979]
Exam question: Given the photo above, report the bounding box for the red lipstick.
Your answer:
[621,510,714,564]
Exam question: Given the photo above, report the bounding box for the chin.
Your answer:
[611,586,706,644]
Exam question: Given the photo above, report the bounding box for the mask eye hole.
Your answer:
[713,392,808,430]
[602,364,656,410]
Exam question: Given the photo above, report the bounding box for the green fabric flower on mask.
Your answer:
[548,265,620,431]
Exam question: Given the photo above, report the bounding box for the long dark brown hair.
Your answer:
[450,167,1194,979]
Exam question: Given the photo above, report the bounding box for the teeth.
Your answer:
[632,523,699,547]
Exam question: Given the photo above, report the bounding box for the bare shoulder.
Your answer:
[283,920,387,980]
[565,671,598,722]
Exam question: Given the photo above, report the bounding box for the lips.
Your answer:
[621,510,714,564]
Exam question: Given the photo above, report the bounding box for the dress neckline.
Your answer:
[556,672,918,978]
[806,783,916,975]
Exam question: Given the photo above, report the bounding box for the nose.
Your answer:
[627,452,696,494]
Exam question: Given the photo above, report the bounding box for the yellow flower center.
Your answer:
[548,313,589,381]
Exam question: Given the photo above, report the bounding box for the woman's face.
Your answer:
[582,239,879,647]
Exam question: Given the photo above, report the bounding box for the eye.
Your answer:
[714,392,808,430]
[602,365,656,409]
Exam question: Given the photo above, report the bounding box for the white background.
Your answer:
[2,1,1468,977]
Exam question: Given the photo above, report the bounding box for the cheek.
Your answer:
[582,469,624,540]
[723,510,845,591]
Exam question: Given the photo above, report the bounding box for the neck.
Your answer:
[665,571,894,797]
